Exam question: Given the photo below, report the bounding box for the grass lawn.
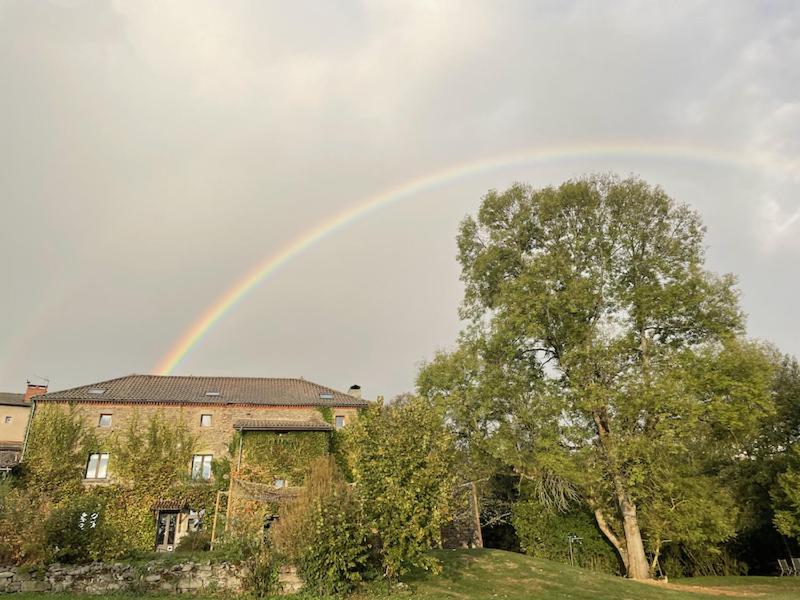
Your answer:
[9,549,800,599]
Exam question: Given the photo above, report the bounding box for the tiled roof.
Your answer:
[234,419,334,432]
[0,392,26,407]
[36,374,368,407]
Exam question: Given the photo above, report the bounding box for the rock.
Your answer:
[20,580,50,593]
[0,572,14,579]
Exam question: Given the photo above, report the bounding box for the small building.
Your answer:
[0,383,47,475]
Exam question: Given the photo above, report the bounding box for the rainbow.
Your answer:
[155,140,790,375]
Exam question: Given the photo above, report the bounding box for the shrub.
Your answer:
[0,483,49,565]
[43,493,116,563]
[348,396,456,579]
[513,499,619,574]
[272,456,369,595]
[176,529,212,553]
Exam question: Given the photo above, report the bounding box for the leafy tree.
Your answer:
[348,395,456,578]
[419,176,773,579]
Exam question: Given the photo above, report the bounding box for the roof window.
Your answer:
[319,392,334,400]
[205,391,221,397]
[88,389,105,395]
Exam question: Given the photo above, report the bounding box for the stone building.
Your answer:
[0,383,48,475]
[30,374,368,550]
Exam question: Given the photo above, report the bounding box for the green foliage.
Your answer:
[101,410,215,556]
[0,482,49,564]
[43,492,116,563]
[272,456,369,595]
[349,395,456,579]
[241,546,282,597]
[22,404,97,501]
[513,499,619,574]
[418,176,773,579]
[175,529,212,553]
[238,430,330,486]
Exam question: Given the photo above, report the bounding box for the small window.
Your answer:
[319,392,334,400]
[4,416,11,424]
[88,388,105,395]
[85,453,109,479]
[274,479,286,489]
[335,415,345,430]
[200,414,212,427]
[204,391,220,397]
[191,455,213,480]
[98,414,112,427]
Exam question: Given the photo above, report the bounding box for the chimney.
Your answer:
[348,384,362,399]
[24,381,48,403]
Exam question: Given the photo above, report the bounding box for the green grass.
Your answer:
[9,549,800,599]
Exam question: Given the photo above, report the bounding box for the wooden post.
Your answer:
[470,481,484,548]
[225,435,244,532]
[210,491,223,550]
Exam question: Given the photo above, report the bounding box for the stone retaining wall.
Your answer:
[0,560,301,595]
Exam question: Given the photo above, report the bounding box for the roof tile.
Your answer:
[36,374,368,407]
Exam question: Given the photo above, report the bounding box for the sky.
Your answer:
[1,0,798,400]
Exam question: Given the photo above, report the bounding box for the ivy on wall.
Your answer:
[2,406,218,563]
[236,431,330,486]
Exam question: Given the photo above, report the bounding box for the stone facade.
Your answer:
[0,560,301,595]
[39,401,360,482]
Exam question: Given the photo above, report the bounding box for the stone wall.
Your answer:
[39,401,360,463]
[0,560,301,595]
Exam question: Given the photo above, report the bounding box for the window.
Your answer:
[204,391,220,397]
[88,388,105,395]
[85,453,109,479]
[4,416,11,424]
[191,454,213,480]
[335,415,345,430]
[200,414,212,427]
[274,479,286,489]
[319,392,334,400]
[98,414,112,427]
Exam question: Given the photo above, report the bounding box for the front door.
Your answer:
[155,511,178,551]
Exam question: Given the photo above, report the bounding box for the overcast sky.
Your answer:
[1,0,798,400]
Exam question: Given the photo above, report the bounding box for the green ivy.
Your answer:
[237,431,330,486]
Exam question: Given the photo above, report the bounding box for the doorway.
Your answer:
[155,511,179,551]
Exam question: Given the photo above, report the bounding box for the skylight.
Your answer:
[88,389,105,395]
[205,391,221,397]
[319,392,334,400]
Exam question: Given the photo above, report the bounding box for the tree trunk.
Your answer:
[617,493,649,580]
[591,409,651,580]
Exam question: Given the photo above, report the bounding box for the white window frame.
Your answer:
[98,414,112,427]
[335,415,345,430]
[200,414,213,427]
[191,454,213,480]
[274,479,286,489]
[85,453,109,479]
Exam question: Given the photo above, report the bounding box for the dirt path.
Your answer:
[640,580,765,597]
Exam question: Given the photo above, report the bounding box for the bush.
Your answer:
[513,499,620,574]
[176,529,212,553]
[272,456,369,595]
[43,493,116,563]
[0,483,49,565]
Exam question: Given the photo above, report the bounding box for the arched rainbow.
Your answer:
[155,140,789,375]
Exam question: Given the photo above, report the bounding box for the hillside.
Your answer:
[382,549,800,600]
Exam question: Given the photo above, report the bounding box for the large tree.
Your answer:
[418,176,773,579]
